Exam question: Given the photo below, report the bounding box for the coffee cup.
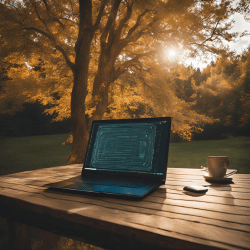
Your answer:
[207,156,229,178]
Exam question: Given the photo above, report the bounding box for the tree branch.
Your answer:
[115,51,154,80]
[42,0,49,12]
[125,9,150,40]
[93,0,109,30]
[41,0,65,29]
[22,27,75,71]
[55,45,75,71]
[22,27,54,41]
[111,3,133,45]
[118,16,156,51]
[192,20,221,47]
[32,0,51,34]
[100,0,122,44]
[59,17,78,25]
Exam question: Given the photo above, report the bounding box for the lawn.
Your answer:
[0,134,249,175]
[0,133,72,176]
[168,136,250,174]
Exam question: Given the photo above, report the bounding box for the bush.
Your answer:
[192,122,229,140]
[0,101,71,137]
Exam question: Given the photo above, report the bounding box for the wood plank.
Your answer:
[1,181,250,231]
[161,185,250,199]
[1,201,237,250]
[150,189,250,207]
[1,177,250,211]
[166,173,250,181]
[168,168,250,175]
[164,180,250,193]
[1,186,250,250]
[3,165,82,178]
[165,176,250,188]
[3,177,250,214]
[67,203,250,250]
[152,189,250,206]
[4,176,250,206]
[1,175,250,203]
[2,170,250,194]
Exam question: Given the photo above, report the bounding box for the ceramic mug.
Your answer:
[207,156,229,178]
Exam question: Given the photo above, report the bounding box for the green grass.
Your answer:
[168,136,250,174]
[0,133,72,175]
[0,134,249,175]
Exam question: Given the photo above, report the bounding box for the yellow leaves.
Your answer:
[0,52,74,121]
[103,79,150,119]
[126,67,217,141]
[44,89,72,121]
[197,72,232,99]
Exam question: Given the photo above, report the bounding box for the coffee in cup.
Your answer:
[207,156,229,178]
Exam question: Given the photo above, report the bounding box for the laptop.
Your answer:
[48,117,171,199]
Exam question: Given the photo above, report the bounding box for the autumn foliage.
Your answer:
[0,0,249,163]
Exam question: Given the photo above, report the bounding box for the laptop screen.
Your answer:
[83,118,171,177]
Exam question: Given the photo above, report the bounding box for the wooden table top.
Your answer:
[0,165,250,250]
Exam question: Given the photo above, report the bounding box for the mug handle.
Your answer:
[224,169,237,177]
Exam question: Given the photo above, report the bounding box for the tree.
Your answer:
[0,0,248,163]
[229,47,250,135]
[188,48,250,137]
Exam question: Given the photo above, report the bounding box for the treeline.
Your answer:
[175,48,250,139]
[0,101,71,137]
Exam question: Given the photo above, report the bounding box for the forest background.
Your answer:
[0,0,250,163]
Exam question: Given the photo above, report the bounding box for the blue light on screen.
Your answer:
[90,123,156,172]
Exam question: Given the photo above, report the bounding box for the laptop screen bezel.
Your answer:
[81,117,171,180]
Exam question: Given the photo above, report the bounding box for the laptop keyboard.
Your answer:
[80,174,160,188]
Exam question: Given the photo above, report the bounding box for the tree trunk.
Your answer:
[89,40,117,122]
[68,0,93,164]
[68,0,124,163]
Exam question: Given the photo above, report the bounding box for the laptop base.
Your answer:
[48,175,164,199]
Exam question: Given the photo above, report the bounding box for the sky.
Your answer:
[229,13,250,53]
[184,12,250,69]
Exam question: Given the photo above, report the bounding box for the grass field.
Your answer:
[168,136,250,174]
[0,133,72,176]
[0,134,249,175]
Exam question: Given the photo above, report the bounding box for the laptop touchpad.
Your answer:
[67,182,108,192]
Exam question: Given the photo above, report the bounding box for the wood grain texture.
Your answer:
[0,166,250,250]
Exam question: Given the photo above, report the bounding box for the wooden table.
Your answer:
[0,165,250,250]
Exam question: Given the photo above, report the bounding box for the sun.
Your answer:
[163,48,177,60]
[168,49,177,59]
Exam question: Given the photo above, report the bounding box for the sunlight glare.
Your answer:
[163,48,178,61]
[168,49,177,59]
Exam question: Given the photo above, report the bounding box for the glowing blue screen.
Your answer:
[90,123,156,172]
